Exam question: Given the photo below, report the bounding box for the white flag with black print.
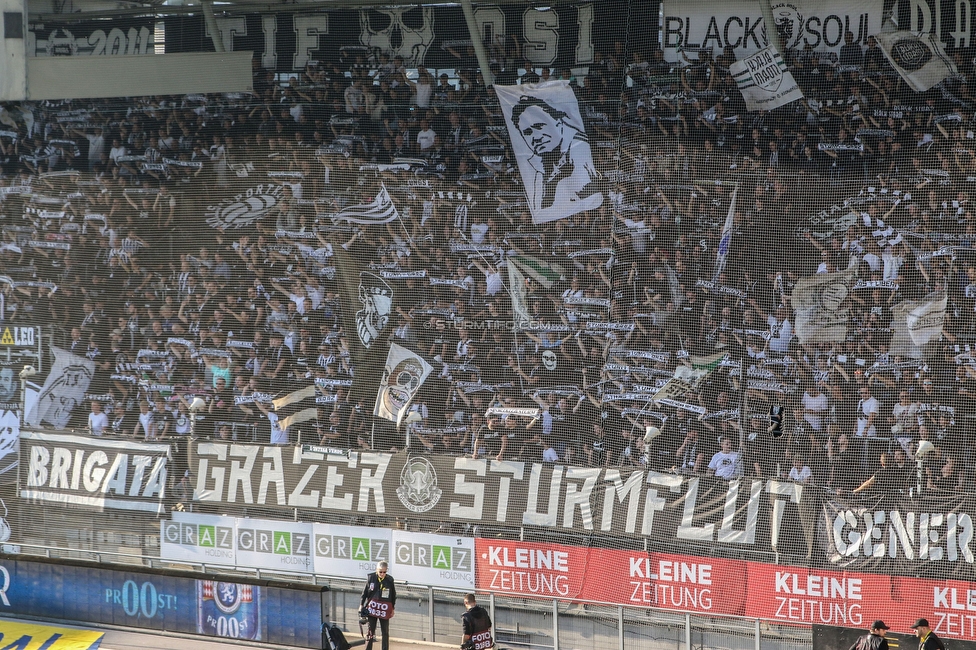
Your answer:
[890,291,947,356]
[508,261,532,328]
[26,346,94,429]
[876,32,957,92]
[730,47,804,112]
[374,343,433,425]
[495,81,603,225]
[333,184,400,225]
[792,267,855,344]
[712,184,737,281]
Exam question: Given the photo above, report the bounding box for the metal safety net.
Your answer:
[5,0,976,647]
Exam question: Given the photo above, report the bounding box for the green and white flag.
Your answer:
[674,350,729,386]
[509,253,567,289]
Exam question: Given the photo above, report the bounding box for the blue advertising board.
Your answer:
[0,557,323,647]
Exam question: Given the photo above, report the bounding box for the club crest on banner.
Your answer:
[205,185,283,229]
[356,272,394,349]
[396,456,442,513]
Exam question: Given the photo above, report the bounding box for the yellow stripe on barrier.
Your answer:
[0,620,104,650]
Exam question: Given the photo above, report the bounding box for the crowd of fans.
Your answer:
[4,32,976,496]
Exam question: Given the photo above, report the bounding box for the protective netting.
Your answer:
[9,0,976,643]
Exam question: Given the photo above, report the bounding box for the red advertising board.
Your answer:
[473,538,976,640]
[474,540,746,616]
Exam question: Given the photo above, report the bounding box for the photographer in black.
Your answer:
[359,561,397,650]
[460,593,493,650]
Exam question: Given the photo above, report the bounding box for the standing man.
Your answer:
[849,621,890,650]
[460,594,493,650]
[911,619,945,650]
[360,561,396,650]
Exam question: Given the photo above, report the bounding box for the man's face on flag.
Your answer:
[356,273,393,348]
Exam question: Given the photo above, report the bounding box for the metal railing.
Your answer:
[3,541,813,650]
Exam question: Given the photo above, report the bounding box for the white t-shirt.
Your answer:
[802,391,828,431]
[268,412,288,445]
[789,465,813,483]
[88,411,108,436]
[708,450,740,479]
[857,396,880,436]
[768,316,793,353]
[417,128,436,150]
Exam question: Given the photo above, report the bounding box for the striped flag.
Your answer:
[508,262,531,327]
[273,384,319,431]
[730,47,803,112]
[333,185,399,225]
[509,253,567,289]
[713,185,737,282]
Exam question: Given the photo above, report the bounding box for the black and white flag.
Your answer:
[495,81,603,225]
[26,346,94,429]
[374,343,433,425]
[335,246,398,403]
[891,291,947,357]
[273,384,319,431]
[333,184,399,225]
[508,262,532,327]
[876,32,957,92]
[792,267,855,344]
[730,47,803,112]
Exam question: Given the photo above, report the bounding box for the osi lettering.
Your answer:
[396,540,471,578]
[773,571,862,626]
[831,510,975,562]
[628,558,713,609]
[238,528,310,557]
[28,445,167,498]
[193,443,389,511]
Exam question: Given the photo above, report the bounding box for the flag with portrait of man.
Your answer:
[334,245,400,403]
[495,81,604,225]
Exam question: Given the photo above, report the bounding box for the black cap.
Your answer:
[911,619,930,629]
[872,621,890,630]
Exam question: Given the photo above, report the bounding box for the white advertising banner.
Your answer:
[235,518,314,574]
[391,530,475,589]
[312,523,393,578]
[660,0,884,62]
[160,512,237,565]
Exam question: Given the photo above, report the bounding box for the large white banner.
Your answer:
[792,267,855,344]
[312,523,393,578]
[876,31,957,92]
[374,343,433,423]
[390,530,475,589]
[661,0,884,61]
[495,81,603,225]
[731,47,804,111]
[26,346,94,428]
